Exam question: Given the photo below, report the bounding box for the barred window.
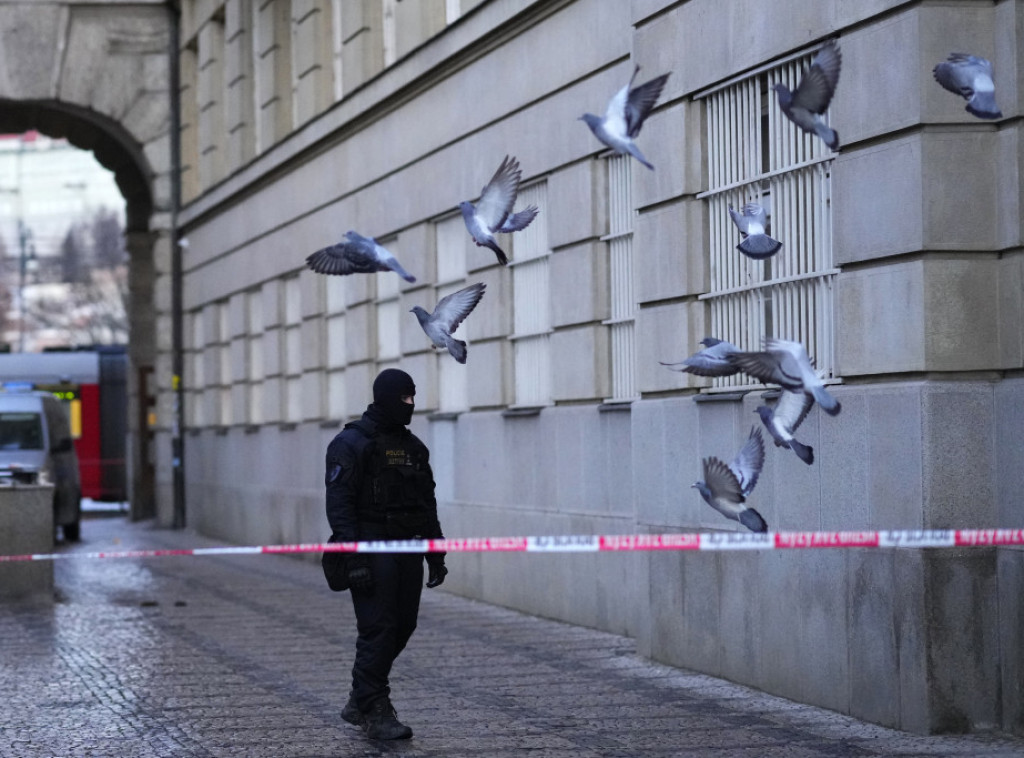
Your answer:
[602,154,637,402]
[375,243,401,362]
[216,299,232,426]
[246,287,264,425]
[435,213,469,413]
[510,181,551,407]
[698,46,839,390]
[186,310,204,428]
[282,274,302,422]
[324,275,347,420]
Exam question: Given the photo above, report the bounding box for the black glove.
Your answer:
[346,556,374,592]
[425,556,447,588]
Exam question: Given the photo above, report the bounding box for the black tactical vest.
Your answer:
[350,422,436,539]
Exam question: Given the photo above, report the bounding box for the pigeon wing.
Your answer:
[933,55,976,97]
[728,205,750,235]
[729,427,765,497]
[432,282,486,334]
[740,203,768,232]
[625,70,670,137]
[475,156,521,232]
[727,350,801,389]
[306,238,377,276]
[774,389,814,435]
[792,42,841,113]
[702,456,744,506]
[498,205,539,233]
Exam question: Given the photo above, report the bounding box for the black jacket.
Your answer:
[325,404,443,543]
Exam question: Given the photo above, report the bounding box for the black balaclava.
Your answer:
[372,368,416,427]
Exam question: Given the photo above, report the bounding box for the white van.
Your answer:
[0,391,82,541]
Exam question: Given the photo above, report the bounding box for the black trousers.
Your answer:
[349,552,424,711]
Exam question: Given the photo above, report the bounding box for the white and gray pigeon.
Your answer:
[933,53,1003,120]
[692,426,768,533]
[728,337,841,416]
[306,230,416,282]
[729,203,782,260]
[580,65,670,170]
[410,282,486,364]
[756,390,814,465]
[660,337,740,377]
[459,155,539,266]
[772,41,841,151]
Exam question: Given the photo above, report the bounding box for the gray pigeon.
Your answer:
[660,337,740,377]
[756,390,814,465]
[410,282,486,364]
[933,53,1002,120]
[692,427,767,533]
[459,155,539,266]
[728,337,841,416]
[580,66,670,170]
[729,203,782,260]
[306,230,416,282]
[772,41,841,150]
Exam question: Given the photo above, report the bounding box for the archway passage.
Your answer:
[0,98,159,520]
[0,99,153,232]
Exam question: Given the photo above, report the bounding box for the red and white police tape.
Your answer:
[1,529,1022,563]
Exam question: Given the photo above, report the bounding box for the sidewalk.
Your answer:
[2,516,1023,758]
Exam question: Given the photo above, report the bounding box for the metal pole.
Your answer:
[167,0,186,529]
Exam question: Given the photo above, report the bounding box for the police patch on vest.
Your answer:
[384,447,412,467]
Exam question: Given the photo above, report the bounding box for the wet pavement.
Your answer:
[2,516,1023,757]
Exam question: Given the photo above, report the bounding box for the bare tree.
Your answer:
[60,224,88,284]
[26,208,128,347]
[91,207,126,268]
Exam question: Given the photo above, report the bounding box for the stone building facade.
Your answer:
[174,0,1024,735]
[3,0,1020,737]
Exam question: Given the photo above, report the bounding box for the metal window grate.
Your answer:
[604,154,636,401]
[700,47,837,391]
[512,182,551,407]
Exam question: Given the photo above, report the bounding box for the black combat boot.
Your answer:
[341,696,364,727]
[363,700,413,740]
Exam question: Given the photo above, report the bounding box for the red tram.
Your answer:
[0,348,127,501]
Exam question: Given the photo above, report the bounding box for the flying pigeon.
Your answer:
[410,282,486,364]
[728,338,841,416]
[933,53,1002,120]
[306,230,416,282]
[660,337,740,377]
[772,41,841,150]
[459,155,539,266]
[756,390,814,465]
[579,65,670,170]
[692,426,767,533]
[729,203,782,260]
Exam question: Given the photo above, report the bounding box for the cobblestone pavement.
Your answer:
[2,517,1024,758]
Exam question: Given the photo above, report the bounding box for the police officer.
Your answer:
[325,368,447,740]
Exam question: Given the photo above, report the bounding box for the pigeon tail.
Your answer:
[967,92,1002,120]
[447,338,468,364]
[481,239,508,266]
[789,438,814,466]
[390,261,417,283]
[739,508,768,533]
[625,142,655,170]
[817,123,840,151]
[737,235,783,260]
[811,386,841,416]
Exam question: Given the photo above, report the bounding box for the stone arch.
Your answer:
[0,1,178,522]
